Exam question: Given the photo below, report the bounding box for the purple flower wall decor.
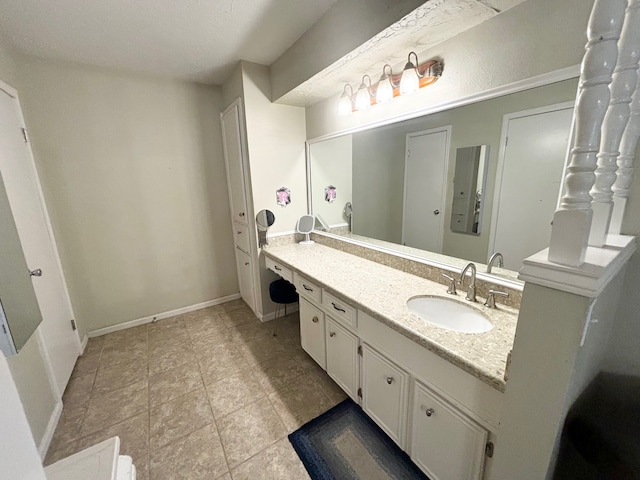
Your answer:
[276,187,291,207]
[324,185,337,203]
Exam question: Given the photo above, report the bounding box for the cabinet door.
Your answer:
[411,381,488,480]
[325,317,358,401]
[235,248,255,311]
[362,344,409,448]
[221,102,249,225]
[299,298,326,369]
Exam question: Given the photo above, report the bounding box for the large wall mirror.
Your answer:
[307,77,578,284]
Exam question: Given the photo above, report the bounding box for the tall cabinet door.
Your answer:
[221,99,256,313]
[235,249,255,312]
[221,101,249,225]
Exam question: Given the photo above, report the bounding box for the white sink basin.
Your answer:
[407,296,493,334]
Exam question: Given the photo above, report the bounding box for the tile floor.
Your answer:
[45,299,347,480]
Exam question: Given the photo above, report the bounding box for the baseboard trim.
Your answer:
[87,293,242,338]
[80,334,88,354]
[39,400,63,459]
[260,303,299,323]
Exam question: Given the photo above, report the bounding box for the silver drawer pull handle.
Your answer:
[237,231,242,234]
[29,268,43,277]
[274,265,281,271]
[386,377,394,385]
[244,262,249,266]
[312,316,319,323]
[332,302,346,313]
[303,285,313,292]
[425,408,434,417]
[329,332,336,337]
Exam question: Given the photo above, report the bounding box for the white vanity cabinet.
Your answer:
[271,260,500,480]
[411,381,488,480]
[325,316,359,401]
[299,297,326,369]
[361,344,409,448]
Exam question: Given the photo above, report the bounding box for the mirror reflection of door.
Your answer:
[402,127,451,253]
[490,103,574,270]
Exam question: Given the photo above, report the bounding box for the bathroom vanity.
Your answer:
[264,243,518,480]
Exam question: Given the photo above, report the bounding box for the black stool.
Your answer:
[269,279,299,336]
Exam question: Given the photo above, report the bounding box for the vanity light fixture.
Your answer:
[400,51,421,96]
[337,54,443,115]
[338,84,354,116]
[376,64,395,104]
[355,75,373,111]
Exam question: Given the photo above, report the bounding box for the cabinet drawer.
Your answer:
[265,257,293,283]
[322,291,356,329]
[362,344,409,449]
[326,317,359,401]
[293,273,322,304]
[411,381,488,480]
[299,298,326,369]
[234,222,250,253]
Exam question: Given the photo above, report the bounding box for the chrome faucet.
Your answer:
[459,262,477,302]
[487,252,504,273]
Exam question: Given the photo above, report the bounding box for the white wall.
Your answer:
[309,135,352,227]
[1,352,48,480]
[0,42,60,453]
[238,62,308,317]
[305,0,592,140]
[15,55,238,336]
[6,333,59,452]
[241,62,308,235]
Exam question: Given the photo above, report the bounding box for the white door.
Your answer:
[490,104,574,270]
[235,248,255,313]
[411,381,488,480]
[325,317,358,401]
[402,127,451,253]
[361,344,409,449]
[0,84,80,395]
[299,298,326,369]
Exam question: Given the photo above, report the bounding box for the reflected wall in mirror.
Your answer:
[308,77,578,279]
[0,171,43,356]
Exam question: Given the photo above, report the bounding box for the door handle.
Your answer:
[433,210,440,215]
[29,268,42,277]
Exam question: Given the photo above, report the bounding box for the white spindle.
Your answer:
[590,0,640,246]
[548,0,627,266]
[611,79,640,233]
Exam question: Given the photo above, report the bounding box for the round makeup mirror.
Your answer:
[296,214,315,245]
[256,209,275,231]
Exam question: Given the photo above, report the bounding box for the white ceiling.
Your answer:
[0,0,337,84]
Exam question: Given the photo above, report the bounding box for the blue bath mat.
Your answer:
[288,399,429,480]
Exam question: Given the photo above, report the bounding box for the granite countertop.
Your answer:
[263,243,519,392]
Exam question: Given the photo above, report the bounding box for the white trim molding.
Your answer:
[39,400,63,459]
[519,235,636,297]
[87,294,241,337]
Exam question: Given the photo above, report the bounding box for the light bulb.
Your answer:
[376,64,394,104]
[355,75,372,111]
[338,85,353,116]
[400,52,421,96]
